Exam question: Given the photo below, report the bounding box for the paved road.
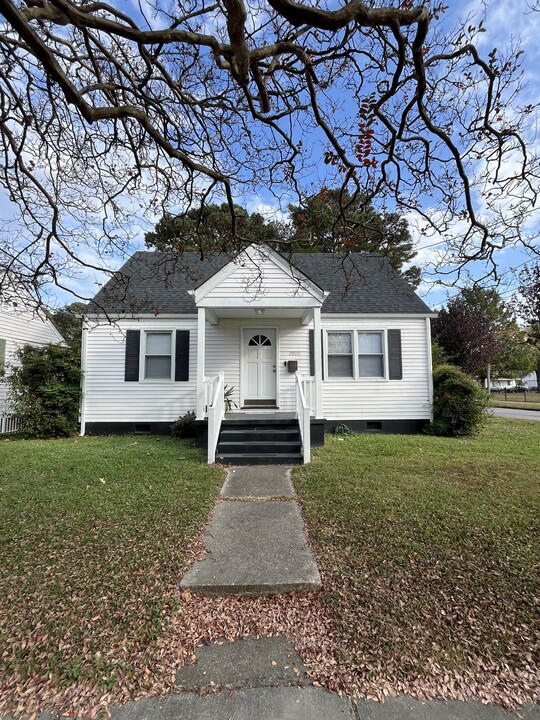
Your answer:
[491,407,540,421]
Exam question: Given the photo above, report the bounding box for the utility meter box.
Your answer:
[287,360,298,373]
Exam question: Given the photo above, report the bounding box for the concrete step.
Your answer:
[217,418,302,464]
[221,419,299,429]
[219,429,300,442]
[217,441,301,455]
[216,453,303,466]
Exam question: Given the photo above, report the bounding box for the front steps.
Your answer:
[215,417,303,465]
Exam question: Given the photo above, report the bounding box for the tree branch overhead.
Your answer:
[0,0,537,297]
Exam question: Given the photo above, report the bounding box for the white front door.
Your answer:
[243,328,277,404]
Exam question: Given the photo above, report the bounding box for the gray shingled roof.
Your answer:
[86,250,432,315]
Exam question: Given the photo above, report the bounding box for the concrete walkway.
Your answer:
[102,637,539,719]
[180,466,321,596]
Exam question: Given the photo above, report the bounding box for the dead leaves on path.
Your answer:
[1,528,538,717]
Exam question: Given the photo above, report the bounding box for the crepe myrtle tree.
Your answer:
[0,0,538,302]
[432,293,502,377]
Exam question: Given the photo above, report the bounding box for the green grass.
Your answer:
[293,418,539,682]
[490,393,540,411]
[0,435,223,689]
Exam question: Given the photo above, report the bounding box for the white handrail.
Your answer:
[203,374,219,417]
[303,376,315,415]
[295,372,311,464]
[207,371,225,464]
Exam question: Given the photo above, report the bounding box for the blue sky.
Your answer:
[0,0,538,311]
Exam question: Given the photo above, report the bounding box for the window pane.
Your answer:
[146,356,171,379]
[359,355,384,377]
[147,332,171,354]
[329,355,353,377]
[358,332,382,354]
[328,332,352,354]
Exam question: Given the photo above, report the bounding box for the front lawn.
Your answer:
[293,418,540,706]
[0,435,223,714]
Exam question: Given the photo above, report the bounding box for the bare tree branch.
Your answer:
[0,0,537,301]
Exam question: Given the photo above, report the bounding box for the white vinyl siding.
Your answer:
[0,291,64,406]
[204,251,315,302]
[82,314,431,424]
[83,318,197,423]
[321,316,430,420]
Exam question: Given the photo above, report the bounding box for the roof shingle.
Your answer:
[86,249,432,315]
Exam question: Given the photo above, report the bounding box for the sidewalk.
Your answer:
[180,466,321,595]
[102,636,539,719]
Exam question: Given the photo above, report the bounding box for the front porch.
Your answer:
[189,245,327,464]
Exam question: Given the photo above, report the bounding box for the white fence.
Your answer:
[0,398,21,435]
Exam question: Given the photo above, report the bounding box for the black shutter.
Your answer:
[308,328,325,379]
[0,338,6,370]
[321,329,325,380]
[125,330,140,382]
[175,330,190,381]
[388,329,403,380]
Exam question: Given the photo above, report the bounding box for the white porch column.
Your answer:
[196,307,206,420]
[313,306,323,418]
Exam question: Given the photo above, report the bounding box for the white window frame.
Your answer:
[357,331,386,379]
[142,329,174,381]
[324,329,388,381]
[326,331,354,379]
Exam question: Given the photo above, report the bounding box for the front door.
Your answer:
[242,328,277,406]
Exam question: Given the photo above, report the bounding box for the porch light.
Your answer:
[255,308,265,316]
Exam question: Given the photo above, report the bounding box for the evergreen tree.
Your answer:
[288,188,420,286]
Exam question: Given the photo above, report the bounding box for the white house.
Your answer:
[521,372,538,390]
[0,280,65,430]
[82,245,436,464]
[485,377,518,390]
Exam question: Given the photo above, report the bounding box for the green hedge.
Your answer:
[428,364,489,437]
[8,344,81,438]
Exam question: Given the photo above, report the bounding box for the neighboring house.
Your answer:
[82,244,436,464]
[0,280,65,430]
[521,372,538,389]
[485,377,518,390]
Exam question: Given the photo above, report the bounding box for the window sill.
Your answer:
[324,377,388,382]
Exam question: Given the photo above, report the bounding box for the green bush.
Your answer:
[170,411,196,438]
[428,364,489,437]
[8,344,81,438]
